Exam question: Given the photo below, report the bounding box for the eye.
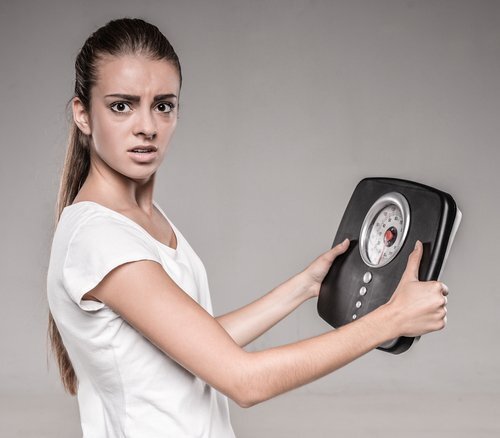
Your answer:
[155,102,175,114]
[110,102,132,113]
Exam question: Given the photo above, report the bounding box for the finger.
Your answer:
[401,240,423,282]
[328,238,350,256]
[319,238,349,265]
[441,283,449,296]
[337,238,350,249]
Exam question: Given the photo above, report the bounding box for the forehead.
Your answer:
[93,54,180,96]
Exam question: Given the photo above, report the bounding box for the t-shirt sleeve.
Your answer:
[62,213,163,312]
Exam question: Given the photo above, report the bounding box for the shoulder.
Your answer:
[59,202,163,269]
[61,202,145,242]
[59,202,118,233]
[60,203,163,311]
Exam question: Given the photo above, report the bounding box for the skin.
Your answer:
[72,53,179,248]
[72,53,449,408]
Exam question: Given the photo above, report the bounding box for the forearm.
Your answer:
[235,303,395,407]
[99,241,446,410]
[216,271,312,347]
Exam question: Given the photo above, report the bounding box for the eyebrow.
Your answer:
[104,93,178,102]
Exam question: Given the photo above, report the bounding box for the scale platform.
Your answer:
[317,177,461,354]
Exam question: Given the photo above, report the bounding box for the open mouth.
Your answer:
[127,146,158,162]
[128,146,157,153]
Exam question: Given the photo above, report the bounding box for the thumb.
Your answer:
[400,240,423,283]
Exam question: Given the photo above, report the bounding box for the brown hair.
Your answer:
[47,17,182,395]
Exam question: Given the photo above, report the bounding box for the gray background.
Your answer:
[1,0,499,436]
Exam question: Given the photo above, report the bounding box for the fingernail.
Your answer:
[414,240,420,250]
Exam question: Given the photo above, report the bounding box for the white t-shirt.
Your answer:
[47,200,236,438]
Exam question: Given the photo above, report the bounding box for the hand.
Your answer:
[385,240,449,338]
[299,238,350,299]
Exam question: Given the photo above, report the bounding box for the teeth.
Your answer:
[132,149,152,153]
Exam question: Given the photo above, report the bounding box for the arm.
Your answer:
[89,240,447,408]
[216,240,350,347]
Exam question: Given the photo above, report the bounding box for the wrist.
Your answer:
[288,270,316,302]
[363,303,401,344]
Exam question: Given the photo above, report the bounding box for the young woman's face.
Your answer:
[80,54,180,181]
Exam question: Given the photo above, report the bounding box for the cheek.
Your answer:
[163,119,177,140]
[91,116,128,150]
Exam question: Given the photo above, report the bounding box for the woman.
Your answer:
[46,17,448,437]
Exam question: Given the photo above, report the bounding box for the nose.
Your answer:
[134,107,157,140]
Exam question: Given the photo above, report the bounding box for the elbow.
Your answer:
[237,400,256,409]
[232,391,261,409]
[222,351,275,408]
[229,366,269,408]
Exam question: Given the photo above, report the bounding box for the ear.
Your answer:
[72,97,92,135]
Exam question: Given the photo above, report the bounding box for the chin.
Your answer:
[130,170,157,181]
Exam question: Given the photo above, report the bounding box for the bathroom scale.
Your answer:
[317,177,462,354]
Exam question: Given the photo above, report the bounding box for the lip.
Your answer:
[127,145,158,152]
[127,150,158,163]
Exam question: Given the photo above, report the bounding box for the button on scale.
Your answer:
[355,275,372,321]
[363,272,372,283]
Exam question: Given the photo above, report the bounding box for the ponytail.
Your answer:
[47,122,90,395]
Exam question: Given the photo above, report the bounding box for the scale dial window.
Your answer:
[359,192,410,268]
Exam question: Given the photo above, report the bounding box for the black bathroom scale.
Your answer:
[317,177,461,354]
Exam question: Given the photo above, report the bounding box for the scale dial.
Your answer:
[359,192,410,268]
